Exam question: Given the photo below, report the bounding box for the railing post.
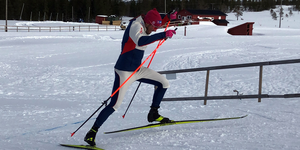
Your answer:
[258,66,263,102]
[204,70,210,105]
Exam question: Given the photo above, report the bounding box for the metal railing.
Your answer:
[0,25,121,32]
[158,59,300,105]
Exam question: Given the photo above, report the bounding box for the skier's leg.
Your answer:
[136,67,172,123]
[85,69,135,146]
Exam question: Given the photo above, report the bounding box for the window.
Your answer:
[178,15,181,20]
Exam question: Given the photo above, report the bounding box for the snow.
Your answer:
[1,6,300,150]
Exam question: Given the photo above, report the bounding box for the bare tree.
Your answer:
[233,6,243,20]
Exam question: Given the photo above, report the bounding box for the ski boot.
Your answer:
[84,127,98,146]
[147,107,173,123]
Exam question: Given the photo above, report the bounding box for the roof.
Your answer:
[97,15,108,18]
[185,9,227,16]
[212,19,229,24]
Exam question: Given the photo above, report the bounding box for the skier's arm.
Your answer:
[137,32,166,46]
[129,22,166,47]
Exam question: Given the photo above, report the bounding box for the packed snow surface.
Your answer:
[1,6,300,150]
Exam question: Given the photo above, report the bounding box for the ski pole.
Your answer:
[71,37,165,137]
[71,97,110,137]
[122,22,172,118]
[122,40,166,118]
[71,21,175,136]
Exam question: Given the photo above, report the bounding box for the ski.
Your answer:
[104,115,247,134]
[60,144,104,150]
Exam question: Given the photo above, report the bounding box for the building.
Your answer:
[227,22,255,35]
[177,9,229,26]
[95,15,108,24]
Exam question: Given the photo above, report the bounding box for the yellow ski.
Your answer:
[104,115,247,134]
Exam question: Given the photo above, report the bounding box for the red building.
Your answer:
[227,22,255,35]
[177,9,229,26]
[95,15,108,24]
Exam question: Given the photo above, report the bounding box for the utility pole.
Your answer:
[279,0,282,28]
[211,3,215,10]
[72,6,74,22]
[43,12,46,21]
[20,3,24,20]
[5,0,8,32]
[88,7,91,22]
[50,13,52,21]
[165,0,166,13]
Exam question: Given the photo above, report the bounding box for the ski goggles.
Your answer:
[150,20,162,30]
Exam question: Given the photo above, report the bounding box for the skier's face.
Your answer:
[145,23,157,35]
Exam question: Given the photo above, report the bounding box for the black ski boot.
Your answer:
[147,107,173,123]
[84,127,98,146]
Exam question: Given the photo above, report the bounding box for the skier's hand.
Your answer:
[170,11,177,20]
[165,30,176,39]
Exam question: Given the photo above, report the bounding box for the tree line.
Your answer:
[1,0,299,22]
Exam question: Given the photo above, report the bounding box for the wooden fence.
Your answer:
[0,25,121,32]
[158,59,300,105]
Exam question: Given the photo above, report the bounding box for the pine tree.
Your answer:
[271,11,277,20]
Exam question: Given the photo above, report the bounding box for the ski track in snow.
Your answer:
[1,7,300,150]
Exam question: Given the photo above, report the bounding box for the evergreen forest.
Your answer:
[1,0,300,22]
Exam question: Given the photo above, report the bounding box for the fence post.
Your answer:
[258,66,263,102]
[204,70,210,105]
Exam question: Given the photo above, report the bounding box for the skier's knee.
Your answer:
[162,79,170,88]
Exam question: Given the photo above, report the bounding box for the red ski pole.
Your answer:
[122,21,172,118]
[71,24,170,136]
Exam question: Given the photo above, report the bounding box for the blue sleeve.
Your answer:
[137,32,166,46]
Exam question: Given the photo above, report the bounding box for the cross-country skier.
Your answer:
[84,8,177,146]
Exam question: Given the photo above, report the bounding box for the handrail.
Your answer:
[158,59,300,74]
[162,94,300,102]
[158,58,300,105]
[0,25,121,32]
